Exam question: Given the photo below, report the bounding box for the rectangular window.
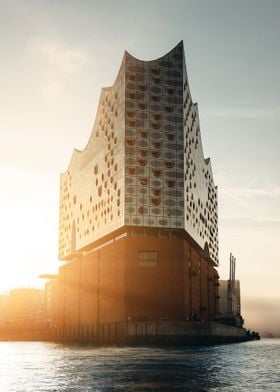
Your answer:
[138,251,158,267]
[138,260,157,267]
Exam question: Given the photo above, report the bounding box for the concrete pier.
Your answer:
[53,321,248,345]
[1,321,254,345]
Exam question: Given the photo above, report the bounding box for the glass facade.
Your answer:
[59,42,219,266]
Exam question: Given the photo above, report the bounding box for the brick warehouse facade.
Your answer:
[56,228,219,328]
[55,42,220,334]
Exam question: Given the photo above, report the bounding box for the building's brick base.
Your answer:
[54,228,219,329]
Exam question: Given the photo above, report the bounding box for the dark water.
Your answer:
[0,340,279,391]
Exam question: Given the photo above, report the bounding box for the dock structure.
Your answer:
[0,321,260,344]
[53,321,250,345]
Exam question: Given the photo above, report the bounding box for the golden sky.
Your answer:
[0,0,279,333]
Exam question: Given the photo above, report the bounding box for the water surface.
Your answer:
[0,339,279,391]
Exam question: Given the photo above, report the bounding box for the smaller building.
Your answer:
[218,254,243,327]
[7,288,45,329]
[219,280,241,315]
[0,295,9,327]
[45,279,59,328]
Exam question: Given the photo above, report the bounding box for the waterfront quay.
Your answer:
[0,321,259,345]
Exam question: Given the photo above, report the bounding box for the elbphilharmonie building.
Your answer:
[57,42,219,329]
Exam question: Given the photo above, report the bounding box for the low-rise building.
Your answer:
[8,288,45,329]
[45,279,59,328]
[219,279,241,315]
[0,295,9,327]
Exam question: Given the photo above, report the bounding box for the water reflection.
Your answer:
[0,340,279,391]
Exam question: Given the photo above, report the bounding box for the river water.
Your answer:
[0,339,279,391]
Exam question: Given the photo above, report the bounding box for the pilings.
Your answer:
[53,321,249,346]
[0,321,254,344]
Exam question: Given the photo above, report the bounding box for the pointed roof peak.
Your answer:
[177,40,184,47]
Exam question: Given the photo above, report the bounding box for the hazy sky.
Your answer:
[0,0,279,333]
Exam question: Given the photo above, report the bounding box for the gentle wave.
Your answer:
[0,340,279,391]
